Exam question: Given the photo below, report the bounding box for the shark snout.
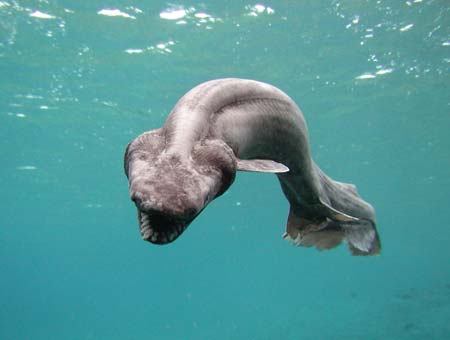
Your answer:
[130,191,145,208]
[130,189,200,219]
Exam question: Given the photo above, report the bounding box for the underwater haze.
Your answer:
[1,1,449,339]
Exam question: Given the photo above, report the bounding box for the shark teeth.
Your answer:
[138,211,186,244]
[142,227,153,239]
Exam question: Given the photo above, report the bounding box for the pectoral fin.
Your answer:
[236,159,289,173]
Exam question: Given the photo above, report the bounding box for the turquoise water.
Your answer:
[1,1,449,339]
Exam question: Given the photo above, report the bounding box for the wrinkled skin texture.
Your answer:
[124,78,381,255]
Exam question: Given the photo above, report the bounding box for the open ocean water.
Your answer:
[1,1,449,339]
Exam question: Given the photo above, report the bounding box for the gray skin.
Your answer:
[124,78,380,255]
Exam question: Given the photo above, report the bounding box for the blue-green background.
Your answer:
[1,1,449,339]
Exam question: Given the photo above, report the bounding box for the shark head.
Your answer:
[124,130,237,244]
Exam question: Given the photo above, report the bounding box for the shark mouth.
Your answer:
[138,210,189,245]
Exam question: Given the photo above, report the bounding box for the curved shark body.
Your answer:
[124,78,380,255]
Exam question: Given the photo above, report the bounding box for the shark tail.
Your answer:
[283,198,381,256]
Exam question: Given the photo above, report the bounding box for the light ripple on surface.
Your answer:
[125,40,175,55]
[399,24,414,32]
[376,68,393,75]
[29,10,55,19]
[159,5,222,27]
[160,8,191,20]
[245,4,275,16]
[355,73,376,80]
[97,8,136,19]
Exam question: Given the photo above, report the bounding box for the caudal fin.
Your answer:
[344,220,381,255]
[320,198,381,255]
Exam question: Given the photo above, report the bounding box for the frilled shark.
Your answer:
[124,78,380,255]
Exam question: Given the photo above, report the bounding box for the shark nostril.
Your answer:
[131,191,143,206]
